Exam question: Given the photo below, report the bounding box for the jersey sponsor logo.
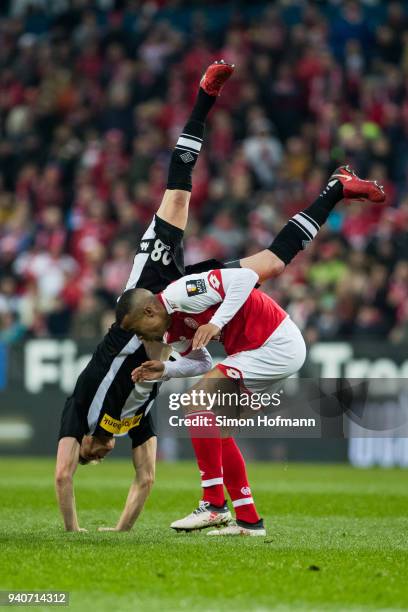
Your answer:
[100,412,143,435]
[140,241,149,251]
[186,278,207,297]
[184,317,199,330]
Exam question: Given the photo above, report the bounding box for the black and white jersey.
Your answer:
[125,215,185,293]
[59,325,158,446]
[59,214,225,447]
[125,214,223,290]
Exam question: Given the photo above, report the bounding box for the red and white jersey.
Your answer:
[159,268,287,356]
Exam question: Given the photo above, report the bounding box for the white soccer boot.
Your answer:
[207,518,266,536]
[170,500,231,532]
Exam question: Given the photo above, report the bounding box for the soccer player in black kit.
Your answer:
[55,61,236,531]
[55,60,385,532]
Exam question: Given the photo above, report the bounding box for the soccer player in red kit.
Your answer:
[129,265,305,534]
[130,265,306,536]
[119,165,385,536]
[124,143,386,535]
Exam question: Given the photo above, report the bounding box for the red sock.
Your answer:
[190,411,224,507]
[222,437,260,523]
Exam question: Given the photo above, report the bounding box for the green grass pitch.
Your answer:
[1,459,408,611]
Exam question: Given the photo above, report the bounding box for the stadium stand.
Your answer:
[0,0,407,345]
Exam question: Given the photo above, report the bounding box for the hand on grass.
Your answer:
[98,527,129,532]
[66,527,88,533]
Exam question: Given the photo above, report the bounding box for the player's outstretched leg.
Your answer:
[157,60,234,231]
[236,165,386,282]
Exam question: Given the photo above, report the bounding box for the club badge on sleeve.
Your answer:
[186,279,207,297]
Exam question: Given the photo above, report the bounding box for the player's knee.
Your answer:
[262,255,285,279]
[169,189,188,210]
[139,471,155,491]
[272,258,285,276]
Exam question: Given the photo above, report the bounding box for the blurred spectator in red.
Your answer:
[0,0,406,345]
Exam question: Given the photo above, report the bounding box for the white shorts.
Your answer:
[217,316,306,393]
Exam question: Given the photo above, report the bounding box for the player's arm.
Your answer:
[55,437,85,532]
[132,267,257,381]
[131,346,213,383]
[158,267,258,349]
[192,268,259,349]
[98,437,156,532]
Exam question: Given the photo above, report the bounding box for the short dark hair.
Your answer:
[115,288,137,324]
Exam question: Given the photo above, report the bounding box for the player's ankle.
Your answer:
[236,517,264,528]
[203,497,226,508]
[235,511,261,523]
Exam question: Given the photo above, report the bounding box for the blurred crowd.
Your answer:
[0,0,408,346]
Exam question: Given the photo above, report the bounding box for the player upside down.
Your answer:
[55,60,237,531]
[55,59,385,534]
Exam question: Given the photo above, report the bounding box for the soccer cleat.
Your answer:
[170,500,231,532]
[330,165,385,203]
[200,60,235,97]
[207,518,266,537]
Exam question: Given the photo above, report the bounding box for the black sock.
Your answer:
[166,119,203,191]
[269,179,343,265]
[166,88,216,192]
[190,87,217,122]
[304,179,344,224]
